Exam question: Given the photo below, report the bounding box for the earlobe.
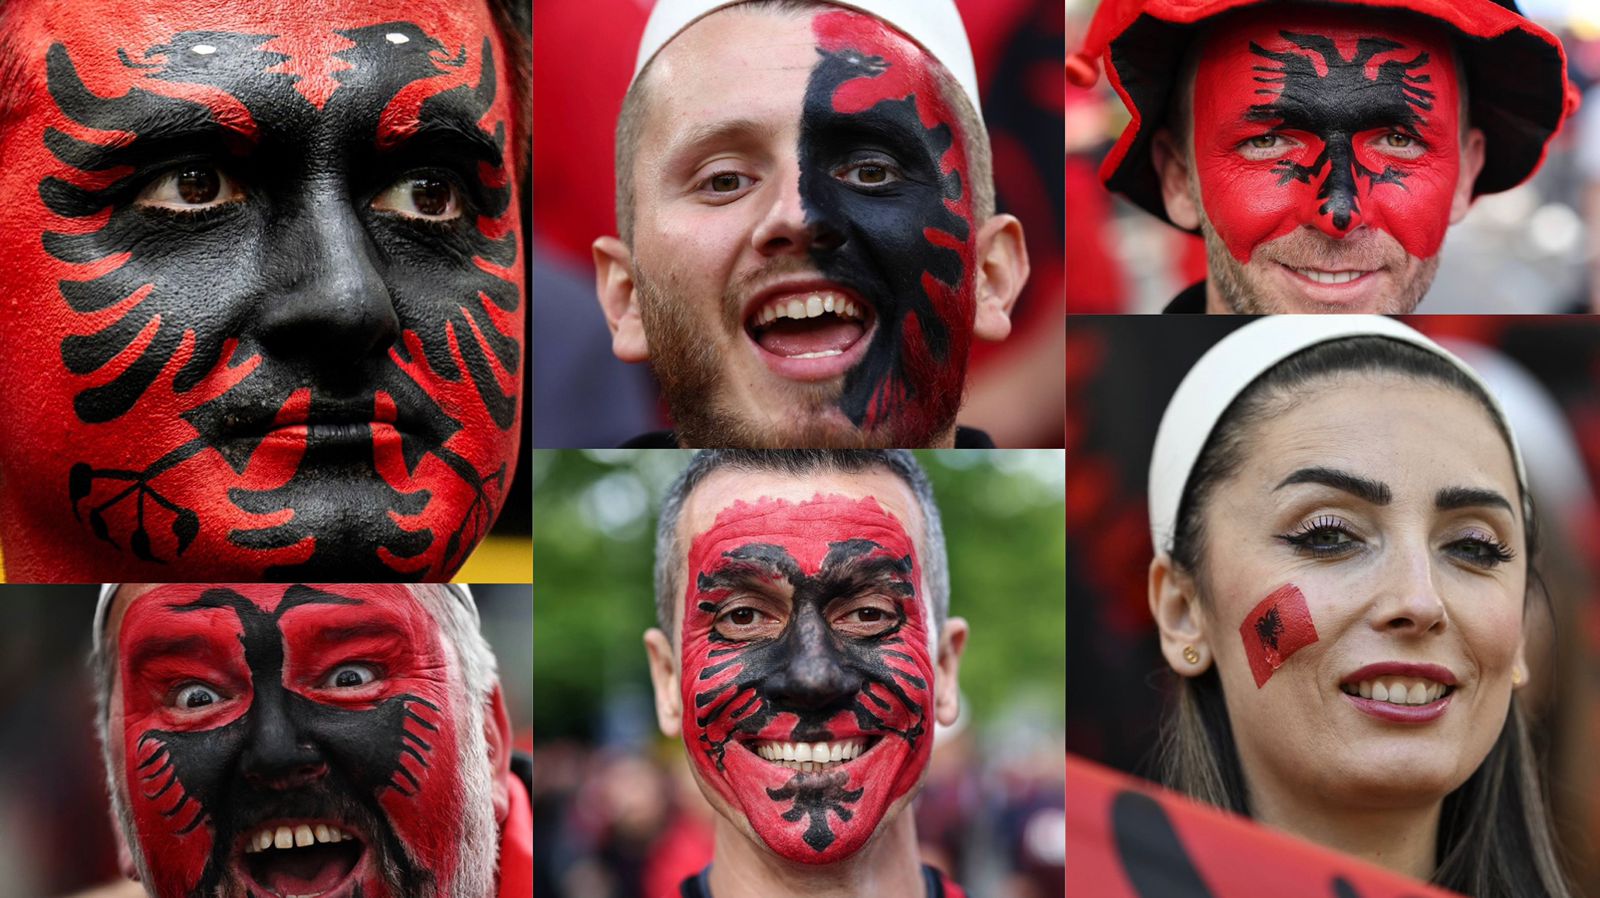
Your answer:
[1149,553,1211,674]
[933,617,969,727]
[484,685,513,823]
[971,214,1029,342]
[592,236,651,363]
[643,628,683,738]
[1449,127,1487,225]
[1153,128,1202,231]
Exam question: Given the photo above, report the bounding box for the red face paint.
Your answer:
[680,494,935,863]
[1191,9,1461,262]
[117,584,466,897]
[1239,583,1320,688]
[0,0,524,581]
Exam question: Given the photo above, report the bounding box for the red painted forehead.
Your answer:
[118,583,437,645]
[686,493,917,577]
[1197,7,1460,96]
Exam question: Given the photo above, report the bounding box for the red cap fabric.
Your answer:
[1069,0,1579,226]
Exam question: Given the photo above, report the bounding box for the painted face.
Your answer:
[115,584,475,898]
[631,7,975,447]
[678,494,935,862]
[1195,376,1524,825]
[0,0,524,580]
[1188,9,1462,312]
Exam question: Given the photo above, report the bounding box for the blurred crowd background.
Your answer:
[1064,316,1600,893]
[1066,0,1600,313]
[0,585,532,897]
[531,450,1067,898]
[532,0,1066,448]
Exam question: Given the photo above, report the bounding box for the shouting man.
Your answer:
[644,450,969,896]
[92,583,532,898]
[1068,0,1575,313]
[0,0,529,581]
[593,0,1029,448]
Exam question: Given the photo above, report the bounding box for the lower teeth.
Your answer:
[790,350,843,360]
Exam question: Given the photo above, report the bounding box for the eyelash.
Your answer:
[1275,516,1518,568]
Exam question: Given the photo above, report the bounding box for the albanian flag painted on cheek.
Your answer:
[118,584,465,898]
[679,494,936,863]
[1191,12,1462,263]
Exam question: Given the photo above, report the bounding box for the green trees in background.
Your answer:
[532,450,1066,741]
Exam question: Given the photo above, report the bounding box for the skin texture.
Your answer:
[1150,376,1527,880]
[0,0,524,581]
[1154,7,1485,313]
[594,6,1025,448]
[643,469,966,897]
[110,583,502,898]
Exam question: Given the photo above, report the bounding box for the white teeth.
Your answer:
[795,743,813,763]
[823,295,836,313]
[245,823,355,854]
[1297,268,1364,285]
[1407,683,1427,704]
[274,826,294,850]
[1372,682,1389,703]
[829,743,843,762]
[790,349,843,359]
[314,824,332,844]
[1344,677,1451,706]
[785,299,805,319]
[752,739,866,770]
[806,295,824,317]
[294,824,314,848]
[1359,681,1372,699]
[752,293,863,325]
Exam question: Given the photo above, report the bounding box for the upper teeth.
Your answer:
[242,823,355,854]
[1297,269,1365,285]
[754,738,866,771]
[753,292,861,325]
[1341,678,1449,705]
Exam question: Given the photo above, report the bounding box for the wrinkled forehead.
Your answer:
[111,583,447,662]
[1197,5,1460,82]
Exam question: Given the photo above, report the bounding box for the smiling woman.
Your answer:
[1141,316,1573,897]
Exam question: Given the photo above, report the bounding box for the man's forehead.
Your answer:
[110,583,437,641]
[1199,5,1457,67]
[679,468,925,556]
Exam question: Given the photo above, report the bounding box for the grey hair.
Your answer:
[651,450,949,642]
[90,585,503,898]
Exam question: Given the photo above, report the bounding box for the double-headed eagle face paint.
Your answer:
[0,0,523,580]
[679,494,936,862]
[1191,8,1462,263]
[115,584,469,898]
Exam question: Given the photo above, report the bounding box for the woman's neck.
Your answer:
[1249,782,1442,882]
[705,809,926,898]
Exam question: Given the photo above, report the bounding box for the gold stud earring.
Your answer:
[1183,645,1201,665]
[1512,667,1524,686]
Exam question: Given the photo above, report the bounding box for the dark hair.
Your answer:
[1157,336,1573,898]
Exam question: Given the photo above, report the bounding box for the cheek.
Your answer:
[1195,149,1306,262]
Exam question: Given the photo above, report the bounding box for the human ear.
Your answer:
[592,236,650,363]
[643,628,682,737]
[1153,128,1202,231]
[971,214,1028,342]
[1449,127,1487,225]
[483,684,514,822]
[933,617,969,727]
[1149,552,1211,674]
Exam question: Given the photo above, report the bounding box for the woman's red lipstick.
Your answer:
[1339,661,1458,724]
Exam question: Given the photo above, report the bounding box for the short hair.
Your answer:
[652,449,950,644]
[613,0,994,245]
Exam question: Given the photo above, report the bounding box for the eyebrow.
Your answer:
[1274,467,1392,505]
[50,105,259,171]
[380,113,505,167]
[1435,486,1515,515]
[125,634,213,669]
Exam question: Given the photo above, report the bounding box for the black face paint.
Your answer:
[795,12,976,437]
[1248,32,1435,229]
[35,20,520,578]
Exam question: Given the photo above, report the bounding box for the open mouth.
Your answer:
[1339,676,1453,706]
[745,290,875,369]
[744,736,879,773]
[236,821,366,898]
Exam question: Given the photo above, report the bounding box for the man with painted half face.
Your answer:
[642,450,969,897]
[93,583,533,898]
[1067,0,1576,313]
[0,0,529,581]
[593,0,1030,449]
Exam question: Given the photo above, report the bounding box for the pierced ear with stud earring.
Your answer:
[1512,667,1524,686]
[1183,645,1200,665]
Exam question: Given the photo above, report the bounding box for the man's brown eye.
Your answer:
[1249,135,1277,149]
[857,166,887,184]
[1386,133,1414,148]
[709,173,742,192]
[176,168,221,204]
[411,177,453,216]
[857,608,884,622]
[729,608,757,625]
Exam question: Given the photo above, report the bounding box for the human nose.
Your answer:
[1309,151,1364,239]
[256,191,400,374]
[749,161,845,257]
[1368,539,1448,635]
[764,603,863,710]
[240,683,328,791]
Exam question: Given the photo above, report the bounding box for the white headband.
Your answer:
[92,584,477,657]
[632,0,983,118]
[1148,316,1530,554]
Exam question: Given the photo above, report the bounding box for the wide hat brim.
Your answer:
[1075,0,1577,227]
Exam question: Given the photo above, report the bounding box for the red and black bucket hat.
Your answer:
[1067,0,1579,226]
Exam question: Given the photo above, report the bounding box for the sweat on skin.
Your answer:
[0,0,525,581]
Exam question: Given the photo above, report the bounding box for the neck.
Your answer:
[706,808,925,898]
[1250,783,1441,882]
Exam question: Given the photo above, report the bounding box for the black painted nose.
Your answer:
[764,604,863,710]
[241,686,327,791]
